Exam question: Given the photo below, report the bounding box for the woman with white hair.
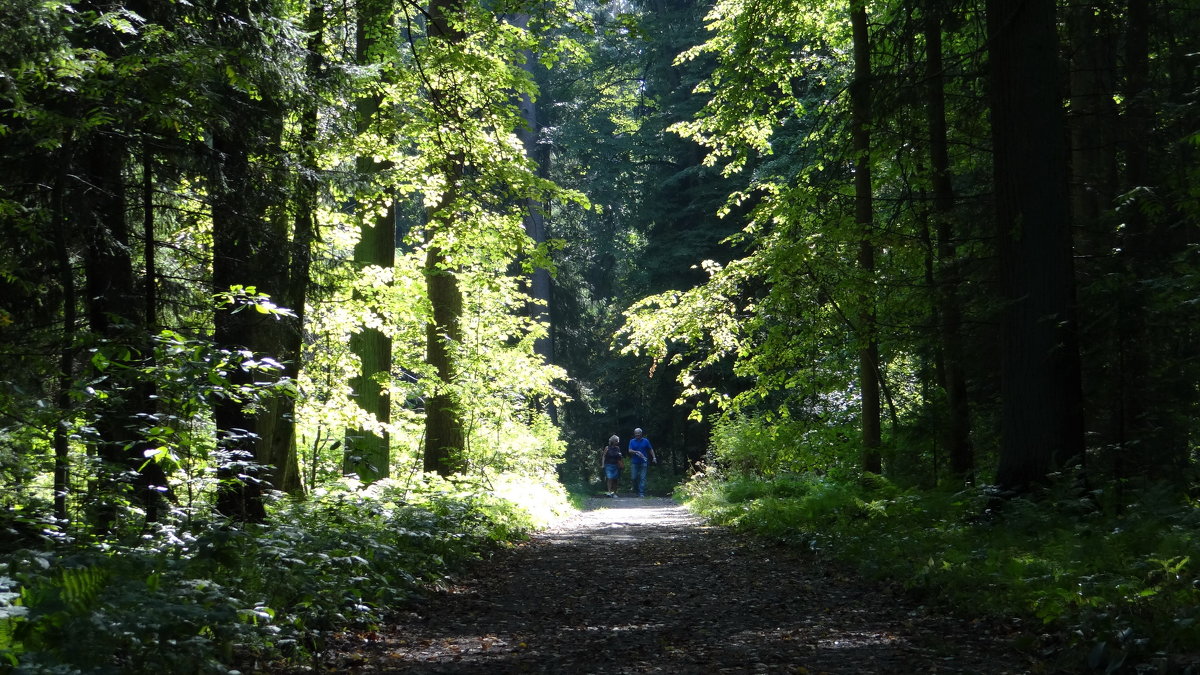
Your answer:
[599,434,625,497]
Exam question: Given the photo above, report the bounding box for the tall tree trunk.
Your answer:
[1123,0,1149,201]
[1062,0,1121,479]
[209,76,297,518]
[510,12,557,424]
[142,146,158,337]
[211,111,268,522]
[422,228,466,476]
[1115,0,1188,482]
[137,141,173,521]
[989,0,1086,491]
[1066,2,1118,242]
[51,151,74,525]
[345,0,396,483]
[249,1,325,496]
[850,0,881,474]
[422,0,468,476]
[74,0,166,532]
[925,0,973,482]
[254,124,304,495]
[79,133,165,531]
[1118,0,1150,459]
[286,0,324,490]
[511,13,553,364]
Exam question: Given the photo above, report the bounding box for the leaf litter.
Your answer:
[302,496,1034,674]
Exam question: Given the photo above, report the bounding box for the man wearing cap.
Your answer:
[626,428,656,498]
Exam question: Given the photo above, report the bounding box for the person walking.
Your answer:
[600,435,624,497]
[626,428,656,497]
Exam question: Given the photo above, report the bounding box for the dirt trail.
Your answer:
[319,496,1030,674]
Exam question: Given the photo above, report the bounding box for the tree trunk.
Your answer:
[1116,0,1149,474]
[1114,0,1190,482]
[142,146,159,337]
[850,0,881,474]
[211,113,268,522]
[345,0,396,483]
[422,0,468,476]
[137,142,174,521]
[284,0,324,491]
[79,132,170,530]
[51,153,74,525]
[254,127,304,495]
[1067,2,1118,242]
[423,237,466,476]
[989,0,1086,491]
[209,84,297,518]
[925,0,973,482]
[511,13,553,364]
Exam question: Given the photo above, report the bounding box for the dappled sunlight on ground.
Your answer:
[540,497,707,546]
[549,496,702,533]
[307,495,1028,674]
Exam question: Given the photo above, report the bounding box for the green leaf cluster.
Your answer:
[0,477,558,672]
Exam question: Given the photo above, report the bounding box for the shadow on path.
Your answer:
[312,496,1029,674]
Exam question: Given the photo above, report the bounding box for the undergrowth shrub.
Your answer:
[685,472,1200,672]
[707,414,859,478]
[0,474,557,673]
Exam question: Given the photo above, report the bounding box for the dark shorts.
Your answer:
[604,464,620,480]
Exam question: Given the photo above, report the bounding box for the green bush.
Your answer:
[0,478,545,673]
[707,414,859,479]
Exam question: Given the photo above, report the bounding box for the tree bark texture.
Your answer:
[51,155,74,524]
[210,82,299,519]
[850,0,881,474]
[1112,0,1191,481]
[924,0,973,482]
[345,0,396,483]
[423,241,466,476]
[988,0,1086,491]
[286,0,323,491]
[1066,2,1118,242]
[422,0,468,476]
[211,114,269,522]
[78,132,175,528]
[511,12,553,364]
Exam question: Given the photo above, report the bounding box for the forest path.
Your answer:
[317,496,1030,674]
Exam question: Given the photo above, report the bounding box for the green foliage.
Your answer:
[0,479,551,673]
[706,413,858,478]
[614,0,944,479]
[687,474,1200,670]
[541,0,745,482]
